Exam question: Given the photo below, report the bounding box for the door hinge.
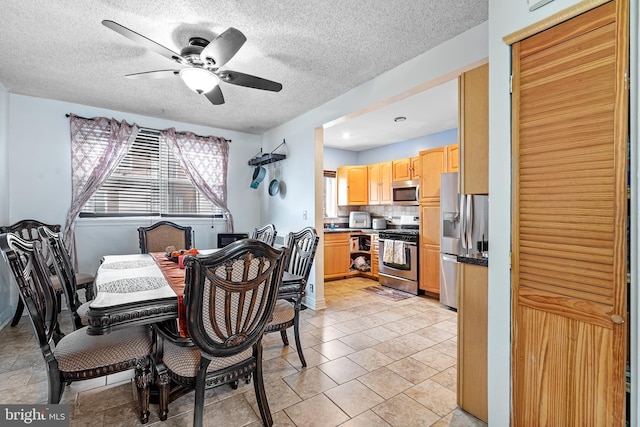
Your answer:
[509,75,513,94]
[625,73,630,90]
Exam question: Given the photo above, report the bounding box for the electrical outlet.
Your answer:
[309,283,314,292]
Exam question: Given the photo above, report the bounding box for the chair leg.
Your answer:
[135,357,152,424]
[253,344,273,426]
[10,299,24,327]
[193,359,210,427]
[156,370,170,421]
[85,283,95,301]
[280,330,289,346]
[293,308,307,368]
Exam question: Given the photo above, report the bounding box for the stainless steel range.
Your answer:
[378,215,419,295]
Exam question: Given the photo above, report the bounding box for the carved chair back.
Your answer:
[251,224,277,246]
[138,221,193,253]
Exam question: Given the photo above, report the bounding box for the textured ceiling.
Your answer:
[0,1,487,143]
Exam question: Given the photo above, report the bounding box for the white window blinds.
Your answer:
[81,128,222,217]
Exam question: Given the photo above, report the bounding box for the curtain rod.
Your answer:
[65,113,231,143]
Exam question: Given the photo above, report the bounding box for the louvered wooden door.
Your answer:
[511,1,628,425]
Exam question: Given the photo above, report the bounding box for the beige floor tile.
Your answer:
[338,410,391,427]
[0,278,474,427]
[317,357,368,384]
[372,393,441,427]
[357,367,413,399]
[338,331,381,351]
[284,393,349,427]
[404,379,457,417]
[325,380,385,418]
[283,367,338,400]
[431,366,457,392]
[431,407,487,427]
[386,357,439,384]
[411,348,457,372]
[308,325,348,342]
[312,339,356,360]
[347,348,394,372]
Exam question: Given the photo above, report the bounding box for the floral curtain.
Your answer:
[63,115,139,267]
[160,128,234,232]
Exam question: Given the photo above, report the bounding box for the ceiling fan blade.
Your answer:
[125,70,179,80]
[219,70,283,92]
[204,85,225,105]
[102,20,183,63]
[200,27,247,68]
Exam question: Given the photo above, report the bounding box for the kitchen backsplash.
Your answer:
[325,205,419,227]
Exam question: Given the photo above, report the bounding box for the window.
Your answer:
[324,170,338,218]
[81,128,223,217]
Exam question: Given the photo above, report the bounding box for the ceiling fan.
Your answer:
[102,20,282,105]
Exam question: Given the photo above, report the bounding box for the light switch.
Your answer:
[303,210,307,220]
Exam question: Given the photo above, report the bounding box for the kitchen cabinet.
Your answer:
[324,233,351,279]
[392,156,420,181]
[370,234,379,279]
[418,147,446,203]
[368,161,392,205]
[337,165,368,205]
[419,203,440,295]
[447,144,459,172]
[458,63,488,194]
[458,262,488,422]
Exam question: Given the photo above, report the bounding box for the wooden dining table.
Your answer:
[85,250,302,336]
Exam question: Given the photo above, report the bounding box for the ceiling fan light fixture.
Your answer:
[179,68,220,94]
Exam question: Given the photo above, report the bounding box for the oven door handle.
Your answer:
[379,239,417,247]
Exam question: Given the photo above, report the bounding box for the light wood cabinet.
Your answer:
[419,244,440,295]
[368,161,392,205]
[447,144,459,172]
[419,203,440,295]
[371,234,379,279]
[459,63,488,194]
[323,233,351,278]
[337,165,368,205]
[419,147,446,203]
[458,262,488,422]
[392,156,420,181]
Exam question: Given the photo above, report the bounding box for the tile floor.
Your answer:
[0,277,487,427]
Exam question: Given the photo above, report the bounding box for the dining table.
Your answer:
[85,249,302,336]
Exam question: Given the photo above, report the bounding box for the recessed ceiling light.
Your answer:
[394,116,407,122]
[342,132,351,139]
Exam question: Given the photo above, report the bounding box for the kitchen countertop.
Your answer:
[324,228,380,234]
[457,254,488,267]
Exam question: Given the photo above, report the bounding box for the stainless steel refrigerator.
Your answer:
[439,172,488,309]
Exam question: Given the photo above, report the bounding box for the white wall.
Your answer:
[260,21,488,310]
[0,83,13,328]
[488,1,639,426]
[2,94,263,318]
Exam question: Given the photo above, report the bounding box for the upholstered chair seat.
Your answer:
[0,232,154,424]
[264,227,319,368]
[155,239,286,427]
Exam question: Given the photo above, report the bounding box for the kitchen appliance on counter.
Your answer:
[392,180,420,205]
[349,211,371,229]
[372,218,387,230]
[439,172,488,309]
[378,215,420,295]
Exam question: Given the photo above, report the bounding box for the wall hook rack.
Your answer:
[247,139,287,166]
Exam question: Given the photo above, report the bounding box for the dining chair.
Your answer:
[0,232,154,424]
[154,238,287,427]
[1,219,64,326]
[137,220,193,254]
[264,227,319,368]
[38,225,92,330]
[251,223,277,246]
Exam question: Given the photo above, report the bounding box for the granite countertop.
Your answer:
[457,254,489,267]
[324,228,380,234]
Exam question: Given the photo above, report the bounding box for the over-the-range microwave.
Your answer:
[392,179,419,205]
